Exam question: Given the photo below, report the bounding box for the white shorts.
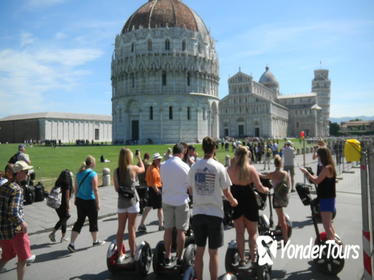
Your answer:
[118,202,140,214]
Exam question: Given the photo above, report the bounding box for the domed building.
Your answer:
[219,66,330,138]
[111,0,219,144]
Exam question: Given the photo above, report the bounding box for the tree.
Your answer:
[329,121,340,136]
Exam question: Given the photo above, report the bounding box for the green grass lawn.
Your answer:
[0,139,311,190]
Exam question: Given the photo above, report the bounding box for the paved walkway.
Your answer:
[25,152,361,235]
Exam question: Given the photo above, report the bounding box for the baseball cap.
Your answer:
[286,140,293,145]
[13,161,33,173]
[153,153,162,160]
[18,144,26,150]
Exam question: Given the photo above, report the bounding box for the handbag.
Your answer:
[253,189,267,210]
[118,186,135,199]
[46,186,62,209]
[117,169,135,199]
[273,179,289,208]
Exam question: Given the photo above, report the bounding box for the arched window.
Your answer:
[165,39,170,51]
[203,108,206,120]
[198,43,201,53]
[169,106,173,120]
[149,106,153,120]
[131,73,135,88]
[187,107,191,120]
[187,72,191,86]
[131,43,135,52]
[162,71,167,86]
[296,122,299,128]
[147,39,152,51]
[182,40,186,51]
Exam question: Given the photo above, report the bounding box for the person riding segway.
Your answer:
[107,148,152,276]
[299,147,344,275]
[259,155,292,243]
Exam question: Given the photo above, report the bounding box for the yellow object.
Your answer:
[344,139,361,162]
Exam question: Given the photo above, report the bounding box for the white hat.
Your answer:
[286,140,293,145]
[13,161,33,173]
[153,153,162,160]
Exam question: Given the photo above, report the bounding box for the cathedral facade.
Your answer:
[219,67,331,138]
[111,0,219,144]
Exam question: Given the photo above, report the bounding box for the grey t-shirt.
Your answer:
[188,158,232,219]
[282,146,295,167]
[17,152,31,164]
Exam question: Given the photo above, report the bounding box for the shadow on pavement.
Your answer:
[34,247,91,263]
[69,271,181,280]
[282,261,341,280]
[30,242,53,250]
[291,219,313,229]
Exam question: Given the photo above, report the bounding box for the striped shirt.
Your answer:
[0,181,25,240]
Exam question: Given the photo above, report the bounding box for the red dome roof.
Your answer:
[122,0,208,35]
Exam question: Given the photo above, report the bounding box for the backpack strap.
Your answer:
[77,171,92,193]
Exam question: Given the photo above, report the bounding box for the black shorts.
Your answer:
[192,214,224,250]
[147,187,162,209]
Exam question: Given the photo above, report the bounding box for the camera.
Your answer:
[135,149,140,156]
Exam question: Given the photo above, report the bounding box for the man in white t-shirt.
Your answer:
[188,137,238,280]
[160,143,190,266]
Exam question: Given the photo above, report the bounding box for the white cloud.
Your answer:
[36,49,103,66]
[20,32,36,48]
[218,19,374,60]
[26,0,67,8]
[0,47,102,117]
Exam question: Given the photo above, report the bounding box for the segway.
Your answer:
[296,182,344,275]
[225,239,271,280]
[106,240,152,276]
[153,240,196,275]
[258,187,292,242]
[297,167,336,222]
[153,217,196,276]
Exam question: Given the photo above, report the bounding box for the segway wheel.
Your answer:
[152,241,165,274]
[225,247,240,273]
[285,214,292,239]
[136,242,152,276]
[315,233,345,275]
[106,241,124,274]
[256,264,271,280]
[182,265,196,280]
[182,244,196,271]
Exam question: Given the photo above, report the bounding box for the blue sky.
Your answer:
[0,0,373,118]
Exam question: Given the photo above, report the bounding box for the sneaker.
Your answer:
[26,254,36,265]
[176,258,183,266]
[60,237,68,243]
[48,232,56,242]
[239,259,247,269]
[164,257,171,266]
[158,225,165,231]
[138,224,147,232]
[67,244,75,253]
[93,240,106,247]
[117,254,126,265]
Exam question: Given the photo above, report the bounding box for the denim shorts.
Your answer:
[319,198,336,212]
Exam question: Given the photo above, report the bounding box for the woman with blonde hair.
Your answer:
[68,155,105,252]
[262,155,291,243]
[227,146,269,267]
[301,147,337,240]
[114,148,144,264]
